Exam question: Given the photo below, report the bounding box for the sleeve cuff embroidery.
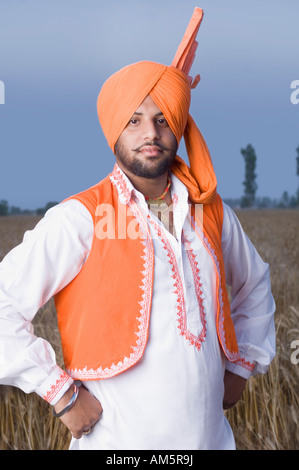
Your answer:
[39,368,73,405]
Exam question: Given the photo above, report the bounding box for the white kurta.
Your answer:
[0,168,275,450]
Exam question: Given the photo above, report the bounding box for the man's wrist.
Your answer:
[53,381,81,417]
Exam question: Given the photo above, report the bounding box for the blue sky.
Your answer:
[0,0,298,209]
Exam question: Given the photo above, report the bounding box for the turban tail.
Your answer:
[97,8,217,204]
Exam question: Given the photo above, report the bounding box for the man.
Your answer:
[0,8,275,450]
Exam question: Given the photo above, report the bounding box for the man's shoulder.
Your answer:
[65,174,113,220]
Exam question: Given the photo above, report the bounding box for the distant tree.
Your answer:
[241,144,258,208]
[36,201,58,215]
[278,191,290,208]
[10,206,21,215]
[290,195,298,208]
[0,199,9,216]
[256,196,272,209]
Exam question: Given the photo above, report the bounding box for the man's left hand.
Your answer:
[223,370,247,410]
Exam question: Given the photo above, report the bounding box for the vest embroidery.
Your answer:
[190,215,254,369]
[145,212,206,350]
[182,231,207,349]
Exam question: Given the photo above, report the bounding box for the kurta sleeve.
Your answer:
[0,200,93,405]
[221,203,276,380]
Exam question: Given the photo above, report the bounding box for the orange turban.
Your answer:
[97,8,217,204]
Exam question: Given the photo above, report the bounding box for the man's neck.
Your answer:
[117,164,172,206]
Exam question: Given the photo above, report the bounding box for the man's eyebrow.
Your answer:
[131,111,164,117]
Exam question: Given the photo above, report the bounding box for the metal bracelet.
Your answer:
[53,382,80,418]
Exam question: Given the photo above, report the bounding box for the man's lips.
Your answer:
[133,144,166,156]
[140,146,162,155]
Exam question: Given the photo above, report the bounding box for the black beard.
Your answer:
[114,142,177,179]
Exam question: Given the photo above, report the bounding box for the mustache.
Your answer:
[132,142,168,152]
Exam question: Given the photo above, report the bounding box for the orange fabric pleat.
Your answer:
[171,7,203,88]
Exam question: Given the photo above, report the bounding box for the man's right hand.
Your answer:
[53,384,103,439]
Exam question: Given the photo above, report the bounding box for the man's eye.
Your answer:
[157,118,168,126]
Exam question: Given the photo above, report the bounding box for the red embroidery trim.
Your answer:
[182,231,207,348]
[147,216,205,350]
[110,165,132,203]
[234,356,255,371]
[172,193,179,209]
[42,371,70,403]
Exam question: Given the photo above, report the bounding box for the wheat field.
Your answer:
[0,210,298,450]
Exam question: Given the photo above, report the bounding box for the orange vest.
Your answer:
[54,167,242,380]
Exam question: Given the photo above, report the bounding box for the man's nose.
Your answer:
[143,121,160,141]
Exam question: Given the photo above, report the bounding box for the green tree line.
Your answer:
[0,200,58,216]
